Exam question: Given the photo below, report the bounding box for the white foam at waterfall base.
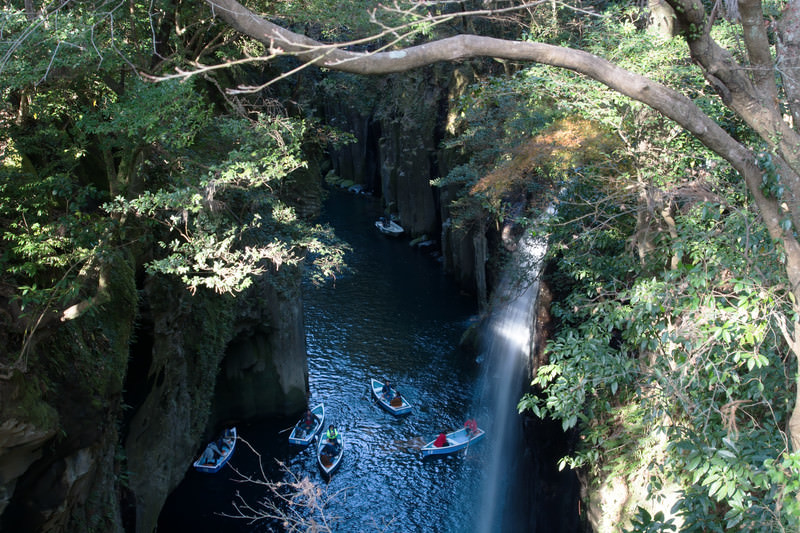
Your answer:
[464,234,547,532]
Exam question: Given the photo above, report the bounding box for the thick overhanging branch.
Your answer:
[666,0,800,227]
[203,0,798,288]
[60,269,111,322]
[204,1,745,162]
[201,0,800,451]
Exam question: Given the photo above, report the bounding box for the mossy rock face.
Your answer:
[123,274,237,533]
[12,248,136,436]
[124,265,308,533]
[210,268,308,423]
[2,372,59,432]
[325,171,343,186]
[409,234,430,247]
[458,317,484,360]
[285,140,326,220]
[0,250,137,532]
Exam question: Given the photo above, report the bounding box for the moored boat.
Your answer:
[370,378,412,416]
[288,403,325,446]
[375,217,404,236]
[193,427,237,473]
[420,426,484,457]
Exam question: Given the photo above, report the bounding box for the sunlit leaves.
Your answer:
[213,114,306,188]
[148,215,296,294]
[503,10,797,525]
[1,160,108,277]
[626,507,677,533]
[103,113,342,294]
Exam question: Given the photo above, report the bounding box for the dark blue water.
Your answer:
[158,188,483,532]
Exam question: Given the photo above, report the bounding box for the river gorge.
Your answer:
[157,188,578,532]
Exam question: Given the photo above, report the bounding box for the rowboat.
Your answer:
[193,427,237,473]
[375,218,404,236]
[420,427,484,457]
[288,403,325,446]
[370,379,412,416]
[317,431,344,476]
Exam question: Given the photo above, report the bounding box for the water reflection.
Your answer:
[159,188,480,532]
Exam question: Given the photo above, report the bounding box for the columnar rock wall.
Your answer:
[209,275,308,426]
[0,61,498,533]
[322,66,486,297]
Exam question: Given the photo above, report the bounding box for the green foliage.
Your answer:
[625,508,677,533]
[79,79,213,151]
[434,74,588,233]
[103,113,344,293]
[0,0,153,83]
[516,3,747,189]
[0,0,347,374]
[1,155,112,330]
[521,162,800,528]
[481,6,800,531]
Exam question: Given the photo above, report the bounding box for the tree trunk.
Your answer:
[790,370,800,452]
[777,0,800,127]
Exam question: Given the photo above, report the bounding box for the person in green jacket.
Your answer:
[323,425,340,455]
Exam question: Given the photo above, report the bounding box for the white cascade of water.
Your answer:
[472,233,548,532]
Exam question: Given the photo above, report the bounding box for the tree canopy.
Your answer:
[196,0,800,438]
[178,0,800,528]
[0,3,347,318]
[3,0,800,530]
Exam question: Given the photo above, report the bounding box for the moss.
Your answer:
[409,235,430,246]
[324,170,343,186]
[3,250,137,431]
[182,285,237,434]
[64,251,137,407]
[5,371,59,430]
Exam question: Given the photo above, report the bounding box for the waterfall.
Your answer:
[471,233,548,532]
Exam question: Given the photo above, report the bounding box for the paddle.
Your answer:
[363,387,374,402]
[278,424,296,435]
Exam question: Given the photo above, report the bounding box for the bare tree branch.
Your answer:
[222,437,346,531]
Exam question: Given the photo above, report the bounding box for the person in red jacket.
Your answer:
[464,418,478,435]
[433,432,448,447]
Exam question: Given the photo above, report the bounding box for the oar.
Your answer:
[278,424,296,434]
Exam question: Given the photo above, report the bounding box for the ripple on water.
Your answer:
[158,189,481,533]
